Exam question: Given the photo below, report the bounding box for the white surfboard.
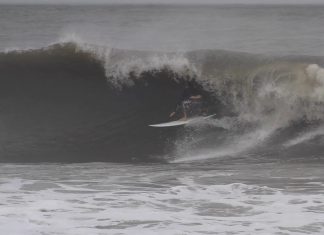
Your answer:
[149,114,216,127]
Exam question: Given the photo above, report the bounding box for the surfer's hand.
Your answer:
[169,112,175,118]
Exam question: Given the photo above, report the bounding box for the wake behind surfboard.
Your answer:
[149,114,216,127]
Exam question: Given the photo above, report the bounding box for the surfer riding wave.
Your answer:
[169,83,204,120]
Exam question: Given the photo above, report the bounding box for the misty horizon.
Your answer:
[1,0,324,5]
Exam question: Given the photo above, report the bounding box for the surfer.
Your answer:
[169,83,203,120]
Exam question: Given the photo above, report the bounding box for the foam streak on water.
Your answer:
[0,163,324,235]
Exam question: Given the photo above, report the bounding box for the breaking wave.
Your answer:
[0,40,324,163]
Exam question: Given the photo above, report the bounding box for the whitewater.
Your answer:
[0,4,324,234]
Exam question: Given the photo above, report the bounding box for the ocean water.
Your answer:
[0,162,324,234]
[1,4,324,55]
[0,4,324,234]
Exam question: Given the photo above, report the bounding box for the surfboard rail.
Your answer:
[149,114,215,127]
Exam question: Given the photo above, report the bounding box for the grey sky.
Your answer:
[1,0,324,4]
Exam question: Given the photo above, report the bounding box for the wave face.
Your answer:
[1,42,324,163]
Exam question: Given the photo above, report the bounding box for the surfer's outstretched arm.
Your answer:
[190,95,202,100]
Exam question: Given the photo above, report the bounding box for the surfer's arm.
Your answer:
[190,95,202,100]
[169,103,182,118]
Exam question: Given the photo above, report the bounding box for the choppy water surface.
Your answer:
[0,162,324,235]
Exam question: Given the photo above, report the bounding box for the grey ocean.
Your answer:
[0,4,324,234]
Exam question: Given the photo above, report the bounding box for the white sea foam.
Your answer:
[0,163,323,235]
[284,126,324,147]
[173,63,324,162]
[172,123,275,163]
[306,64,324,100]
[58,33,198,88]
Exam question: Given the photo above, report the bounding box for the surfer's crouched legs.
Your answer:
[170,99,202,121]
[181,100,203,120]
[181,100,192,120]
